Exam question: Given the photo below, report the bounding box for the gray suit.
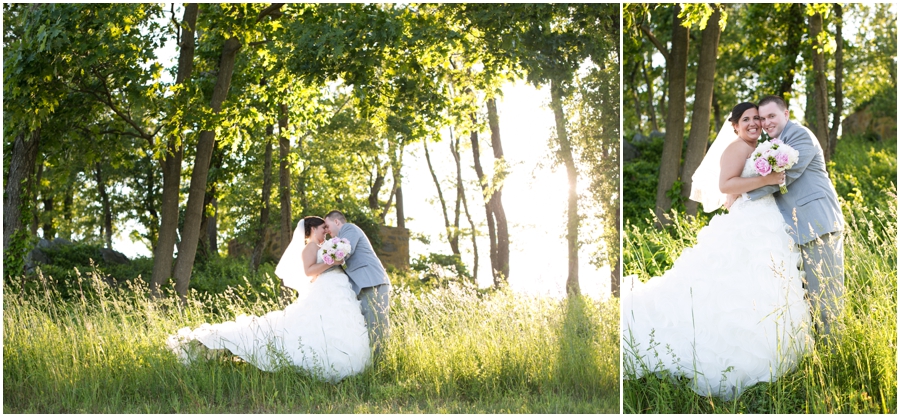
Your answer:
[338,223,391,358]
[746,120,845,337]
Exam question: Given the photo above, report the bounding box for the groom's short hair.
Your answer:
[759,95,788,111]
[325,210,347,223]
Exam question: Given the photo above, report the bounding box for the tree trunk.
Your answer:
[654,4,689,226]
[450,127,477,283]
[3,129,41,252]
[144,156,159,251]
[172,36,242,299]
[712,90,722,133]
[829,4,843,159]
[151,2,197,294]
[368,157,386,211]
[486,98,509,283]
[629,61,644,133]
[681,7,721,217]
[278,103,292,258]
[779,4,805,98]
[423,137,459,255]
[470,127,498,286]
[41,196,54,239]
[550,79,580,296]
[62,174,75,240]
[395,185,405,229]
[208,197,218,255]
[641,56,659,132]
[611,208,621,297]
[94,162,113,249]
[809,10,830,157]
[251,125,274,271]
[30,162,43,236]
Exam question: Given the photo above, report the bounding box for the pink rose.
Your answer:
[754,157,772,176]
[771,138,783,146]
[775,152,790,168]
[323,254,334,265]
[335,250,345,260]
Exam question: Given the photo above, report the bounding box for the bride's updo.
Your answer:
[728,102,758,134]
[303,216,325,239]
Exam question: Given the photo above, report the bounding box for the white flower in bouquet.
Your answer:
[319,237,351,266]
[751,139,799,194]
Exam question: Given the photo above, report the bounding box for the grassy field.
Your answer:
[622,134,897,413]
[3,268,619,413]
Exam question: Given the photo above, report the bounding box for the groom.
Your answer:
[323,210,391,358]
[745,95,845,340]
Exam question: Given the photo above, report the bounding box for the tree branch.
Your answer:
[640,24,669,63]
[256,3,284,23]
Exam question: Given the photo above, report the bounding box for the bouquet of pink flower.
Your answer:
[319,237,351,267]
[751,139,799,194]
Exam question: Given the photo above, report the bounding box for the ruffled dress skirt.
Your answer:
[622,193,811,399]
[167,268,370,383]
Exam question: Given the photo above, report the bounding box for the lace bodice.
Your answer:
[731,159,778,213]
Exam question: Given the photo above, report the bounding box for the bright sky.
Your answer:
[112,5,611,300]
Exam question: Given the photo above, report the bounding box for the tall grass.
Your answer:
[622,135,897,413]
[3,268,618,413]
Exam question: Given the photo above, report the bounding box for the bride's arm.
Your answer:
[718,142,785,195]
[302,243,339,282]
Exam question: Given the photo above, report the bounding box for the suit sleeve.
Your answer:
[746,124,818,200]
[342,225,363,257]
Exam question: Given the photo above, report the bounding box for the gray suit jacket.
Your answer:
[746,120,844,245]
[339,223,390,294]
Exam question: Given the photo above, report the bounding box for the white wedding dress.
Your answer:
[167,252,371,382]
[622,158,812,400]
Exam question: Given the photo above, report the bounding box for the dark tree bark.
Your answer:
[41,196,54,239]
[251,125,275,271]
[654,5,689,226]
[207,197,218,255]
[152,3,197,294]
[3,129,41,252]
[486,98,509,283]
[829,4,844,159]
[470,127,499,286]
[809,10,830,157]
[629,60,644,132]
[423,137,459,255]
[172,35,242,298]
[277,103,292,258]
[94,162,113,249]
[549,80,580,296]
[681,7,721,217]
[62,174,75,240]
[368,157,386,211]
[143,156,159,251]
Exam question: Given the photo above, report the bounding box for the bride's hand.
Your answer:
[765,172,786,186]
[309,275,318,283]
[724,193,739,210]
[332,258,344,266]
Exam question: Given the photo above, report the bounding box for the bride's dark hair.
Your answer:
[728,102,758,124]
[303,216,325,238]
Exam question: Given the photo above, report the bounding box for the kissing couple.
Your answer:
[168,210,391,382]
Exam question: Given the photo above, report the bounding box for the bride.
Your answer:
[622,102,812,400]
[167,216,371,382]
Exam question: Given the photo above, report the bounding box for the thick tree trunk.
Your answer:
[550,80,580,296]
[3,129,41,252]
[94,162,113,249]
[144,157,159,251]
[779,4,805,98]
[829,4,843,159]
[172,36,242,298]
[681,7,721,217]
[470,128,498,286]
[423,137,459,255]
[151,3,197,294]
[251,125,275,271]
[809,10,830,157]
[654,4,689,226]
[278,103,292,258]
[486,98,509,283]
